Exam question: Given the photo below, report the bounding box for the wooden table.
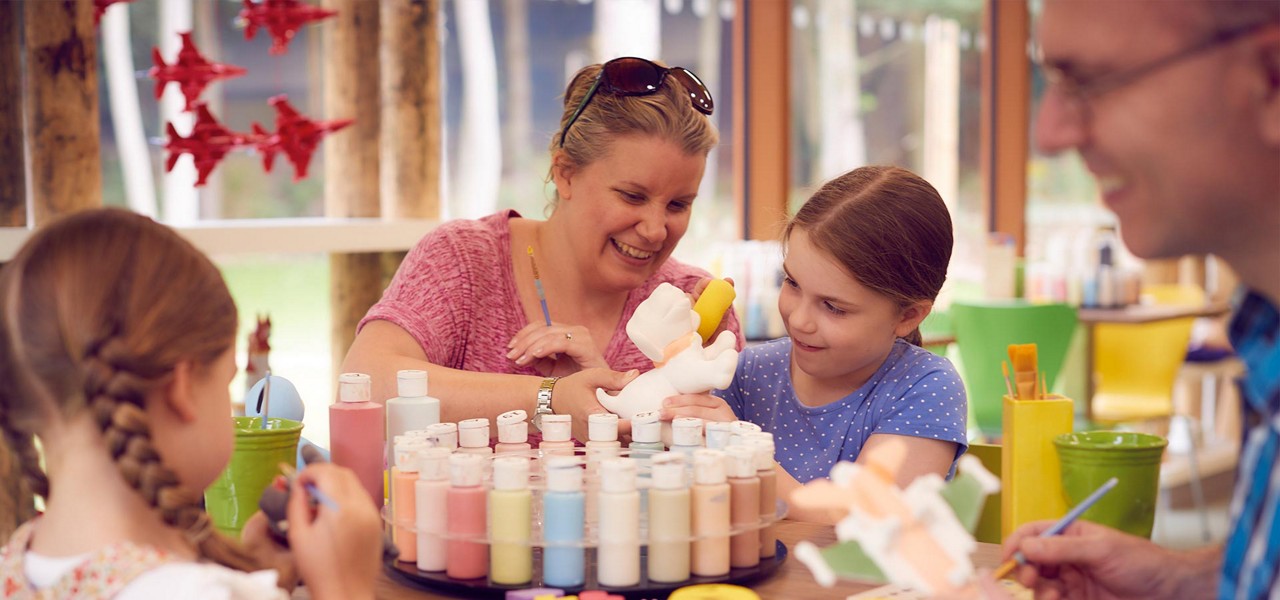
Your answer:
[294,520,1002,599]
[1077,300,1232,421]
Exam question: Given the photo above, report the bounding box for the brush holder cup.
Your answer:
[382,448,788,599]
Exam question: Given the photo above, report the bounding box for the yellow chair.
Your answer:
[1092,284,1204,421]
[1091,283,1209,540]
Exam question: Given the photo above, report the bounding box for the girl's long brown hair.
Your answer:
[785,166,953,346]
[0,208,257,570]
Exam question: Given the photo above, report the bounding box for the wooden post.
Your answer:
[380,0,440,221]
[25,0,101,225]
[324,0,382,377]
[0,0,25,228]
[981,0,1030,254]
[733,0,789,240]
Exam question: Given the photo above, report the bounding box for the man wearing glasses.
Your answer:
[994,1,1279,599]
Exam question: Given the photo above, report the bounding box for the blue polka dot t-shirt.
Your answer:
[713,337,968,483]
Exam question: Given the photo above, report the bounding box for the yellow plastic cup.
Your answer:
[1054,431,1166,538]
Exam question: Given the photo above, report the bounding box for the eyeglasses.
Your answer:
[557,57,714,148]
[1037,20,1274,126]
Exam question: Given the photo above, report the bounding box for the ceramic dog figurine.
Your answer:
[596,282,739,419]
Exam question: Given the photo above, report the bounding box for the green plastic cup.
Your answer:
[1054,431,1167,538]
[204,416,303,537]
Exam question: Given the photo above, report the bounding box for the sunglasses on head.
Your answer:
[557,56,715,148]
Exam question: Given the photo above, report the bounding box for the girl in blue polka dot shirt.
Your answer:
[663,166,968,522]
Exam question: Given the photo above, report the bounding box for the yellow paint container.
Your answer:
[1001,394,1073,539]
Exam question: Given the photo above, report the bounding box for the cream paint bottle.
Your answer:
[445,452,488,580]
[704,421,733,451]
[424,422,458,452]
[538,414,574,457]
[385,369,441,465]
[647,452,691,583]
[691,448,730,577]
[670,417,704,458]
[495,410,532,454]
[746,433,778,558]
[392,438,430,562]
[585,412,621,530]
[457,418,493,456]
[596,457,641,587]
[329,372,384,505]
[415,447,451,572]
[489,456,533,585]
[725,444,761,569]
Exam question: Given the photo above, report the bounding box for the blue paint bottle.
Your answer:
[542,456,585,588]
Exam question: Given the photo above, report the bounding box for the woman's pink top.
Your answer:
[360,210,743,376]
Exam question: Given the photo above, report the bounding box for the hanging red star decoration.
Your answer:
[237,0,338,56]
[163,104,251,186]
[93,0,137,25]
[251,95,353,181]
[149,32,248,112]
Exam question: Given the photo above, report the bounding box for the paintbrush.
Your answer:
[1001,361,1016,398]
[527,246,552,326]
[993,477,1119,579]
[1007,344,1038,400]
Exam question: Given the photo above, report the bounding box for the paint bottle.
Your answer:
[415,446,452,572]
[445,452,488,580]
[647,452,691,583]
[704,421,733,450]
[746,433,778,558]
[458,417,493,456]
[495,409,532,454]
[628,410,664,460]
[386,369,441,464]
[728,420,762,448]
[691,448,730,577]
[596,457,640,587]
[424,422,458,452]
[584,412,621,529]
[542,456,585,588]
[490,456,532,585]
[725,444,761,569]
[670,417,704,458]
[329,372,385,505]
[538,414,575,458]
[393,438,430,562]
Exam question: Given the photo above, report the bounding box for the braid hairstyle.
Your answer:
[0,208,258,571]
[784,166,953,346]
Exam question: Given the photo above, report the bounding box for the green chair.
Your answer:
[952,300,1078,437]
[920,308,954,357]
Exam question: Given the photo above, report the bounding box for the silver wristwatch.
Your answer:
[532,376,558,431]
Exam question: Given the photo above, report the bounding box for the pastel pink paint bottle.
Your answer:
[495,410,532,454]
[329,372,385,506]
[445,452,488,580]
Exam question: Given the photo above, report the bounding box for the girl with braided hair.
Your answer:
[0,208,381,599]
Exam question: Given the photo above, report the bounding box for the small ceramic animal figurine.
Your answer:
[596,282,739,419]
[244,314,272,395]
